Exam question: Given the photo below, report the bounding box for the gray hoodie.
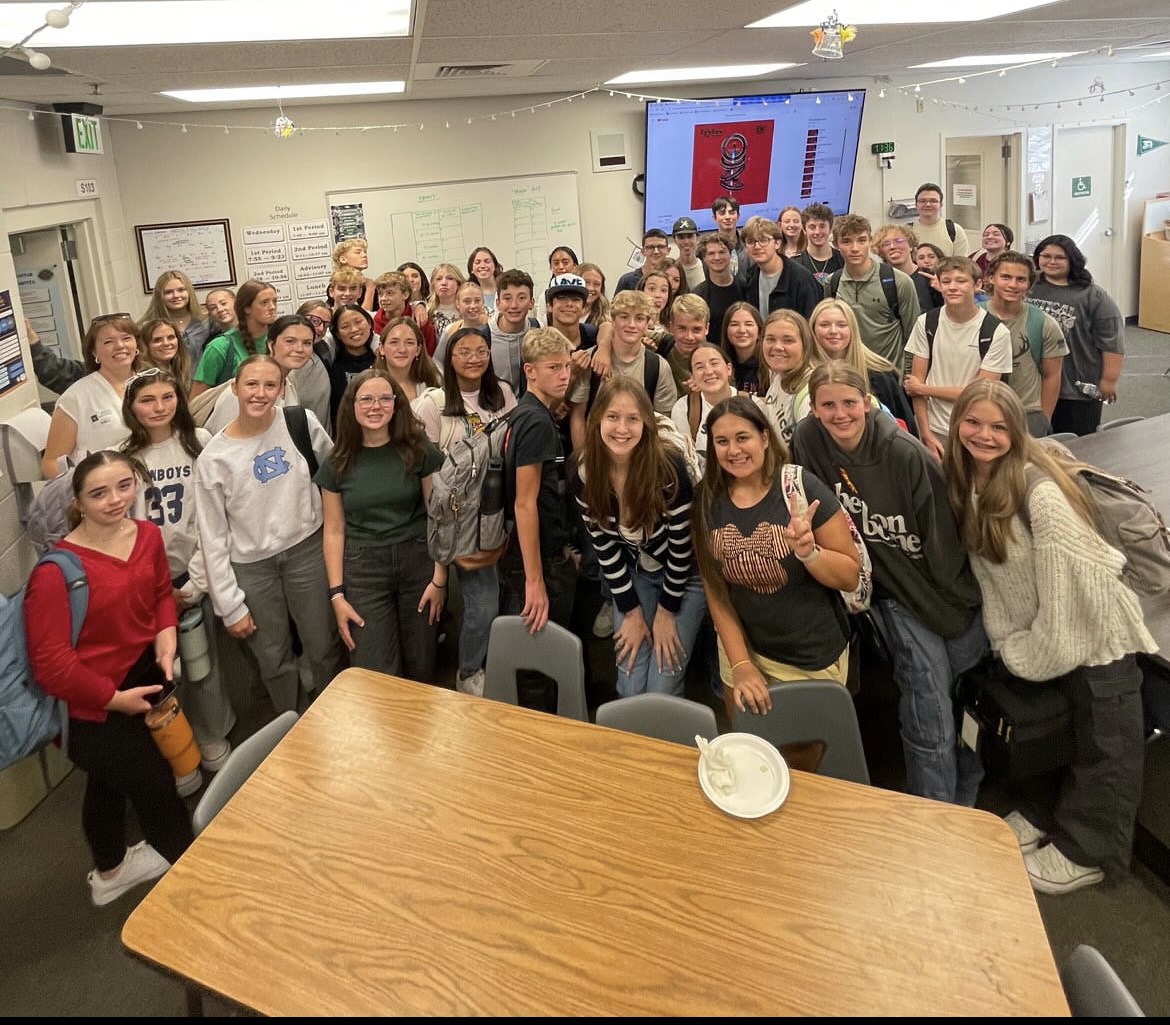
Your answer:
[791,410,980,638]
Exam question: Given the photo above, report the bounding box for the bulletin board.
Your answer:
[134,218,236,293]
[326,172,582,284]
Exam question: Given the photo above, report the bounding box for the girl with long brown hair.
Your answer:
[318,369,446,682]
[375,316,442,406]
[691,396,859,725]
[570,377,703,695]
[190,279,279,398]
[122,368,235,791]
[140,269,210,361]
[945,379,1154,895]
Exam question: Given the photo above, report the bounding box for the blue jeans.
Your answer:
[455,563,498,677]
[612,569,707,698]
[877,598,988,806]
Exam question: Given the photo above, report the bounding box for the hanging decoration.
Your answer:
[810,11,857,61]
[272,115,296,139]
[0,2,84,72]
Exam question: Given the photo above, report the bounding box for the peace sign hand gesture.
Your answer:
[783,494,820,561]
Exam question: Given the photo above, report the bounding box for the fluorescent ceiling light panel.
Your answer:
[162,82,407,103]
[606,64,799,85]
[0,1,411,46]
[748,1,1062,28]
[910,52,1077,68]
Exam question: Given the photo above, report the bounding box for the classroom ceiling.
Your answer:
[0,0,1168,116]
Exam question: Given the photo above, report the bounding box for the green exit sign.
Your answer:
[64,113,103,155]
[870,141,895,155]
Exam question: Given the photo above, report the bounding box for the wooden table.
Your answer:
[1067,413,1170,662]
[123,670,1068,1016]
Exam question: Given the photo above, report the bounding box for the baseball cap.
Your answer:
[545,273,589,304]
[671,216,699,236]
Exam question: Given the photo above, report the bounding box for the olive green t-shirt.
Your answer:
[315,441,443,546]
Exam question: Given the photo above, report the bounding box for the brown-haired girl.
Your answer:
[945,379,1154,894]
[317,369,446,681]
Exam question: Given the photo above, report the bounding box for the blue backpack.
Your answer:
[0,551,89,770]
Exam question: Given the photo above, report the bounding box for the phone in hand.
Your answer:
[121,646,174,705]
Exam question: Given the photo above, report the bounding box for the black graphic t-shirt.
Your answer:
[710,469,848,670]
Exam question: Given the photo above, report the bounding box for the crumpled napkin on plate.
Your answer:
[696,735,736,795]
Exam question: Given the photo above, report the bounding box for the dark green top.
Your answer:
[315,441,443,547]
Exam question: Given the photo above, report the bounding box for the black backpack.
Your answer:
[922,308,1002,366]
[828,264,901,324]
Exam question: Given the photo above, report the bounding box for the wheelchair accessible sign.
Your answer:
[1071,176,1092,198]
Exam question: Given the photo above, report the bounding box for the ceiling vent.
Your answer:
[419,60,547,79]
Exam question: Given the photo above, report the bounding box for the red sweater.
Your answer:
[24,521,177,723]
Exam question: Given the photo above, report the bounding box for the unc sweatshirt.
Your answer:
[791,409,980,638]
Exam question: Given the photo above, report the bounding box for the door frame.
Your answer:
[939,129,1023,246]
[5,200,112,327]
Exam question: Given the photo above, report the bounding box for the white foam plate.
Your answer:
[697,732,790,819]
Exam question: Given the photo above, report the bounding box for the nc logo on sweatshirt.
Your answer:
[253,446,291,484]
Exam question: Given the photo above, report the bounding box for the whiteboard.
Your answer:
[326,172,582,285]
[134,219,235,293]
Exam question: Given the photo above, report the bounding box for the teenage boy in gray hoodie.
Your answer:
[791,361,987,807]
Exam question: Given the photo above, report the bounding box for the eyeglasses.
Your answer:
[452,349,490,361]
[90,312,131,326]
[745,238,776,248]
[879,237,908,248]
[355,395,395,408]
[643,244,668,253]
[126,367,164,385]
[306,315,327,328]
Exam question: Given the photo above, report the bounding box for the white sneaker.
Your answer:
[87,842,170,907]
[1004,810,1049,855]
[176,767,203,798]
[1024,843,1104,895]
[200,738,232,773]
[592,603,615,638]
[456,669,485,697]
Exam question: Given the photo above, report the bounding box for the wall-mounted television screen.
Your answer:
[643,89,866,233]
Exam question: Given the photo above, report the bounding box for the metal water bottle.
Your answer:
[1075,380,1103,400]
[177,605,212,681]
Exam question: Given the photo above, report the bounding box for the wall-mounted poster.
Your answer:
[135,219,236,293]
[0,291,29,399]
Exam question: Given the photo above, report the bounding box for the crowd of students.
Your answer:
[21,181,1146,907]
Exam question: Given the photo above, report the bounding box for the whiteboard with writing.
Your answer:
[326,173,581,285]
[135,219,235,293]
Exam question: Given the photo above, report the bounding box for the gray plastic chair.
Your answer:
[192,711,299,835]
[484,616,587,721]
[595,693,717,748]
[731,680,870,785]
[1061,944,1145,1017]
[1048,432,1079,443]
[1098,416,1145,432]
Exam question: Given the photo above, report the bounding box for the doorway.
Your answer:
[9,225,85,362]
[944,133,1022,246]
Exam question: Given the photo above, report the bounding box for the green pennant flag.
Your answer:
[1137,135,1167,157]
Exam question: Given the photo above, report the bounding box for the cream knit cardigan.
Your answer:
[970,478,1157,681]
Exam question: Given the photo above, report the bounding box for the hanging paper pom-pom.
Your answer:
[273,115,296,139]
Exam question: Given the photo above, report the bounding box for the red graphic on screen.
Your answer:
[691,120,775,209]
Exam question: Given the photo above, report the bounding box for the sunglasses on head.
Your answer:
[90,312,131,326]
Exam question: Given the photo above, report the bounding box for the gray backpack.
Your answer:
[427,415,513,565]
[1026,452,1170,597]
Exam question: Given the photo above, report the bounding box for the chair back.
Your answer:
[1098,417,1145,432]
[484,616,587,721]
[1048,432,1078,442]
[595,693,716,748]
[732,679,869,785]
[192,711,298,835]
[1061,944,1144,1017]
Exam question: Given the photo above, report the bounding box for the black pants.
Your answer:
[1026,655,1144,873]
[1050,397,1103,436]
[68,713,194,871]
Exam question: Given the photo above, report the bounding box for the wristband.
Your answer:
[431,580,448,589]
[795,545,821,565]
[328,584,345,597]
[730,659,752,674]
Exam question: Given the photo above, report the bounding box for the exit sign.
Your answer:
[870,141,895,155]
[63,113,103,154]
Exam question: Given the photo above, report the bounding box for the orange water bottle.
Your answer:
[145,694,202,780]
